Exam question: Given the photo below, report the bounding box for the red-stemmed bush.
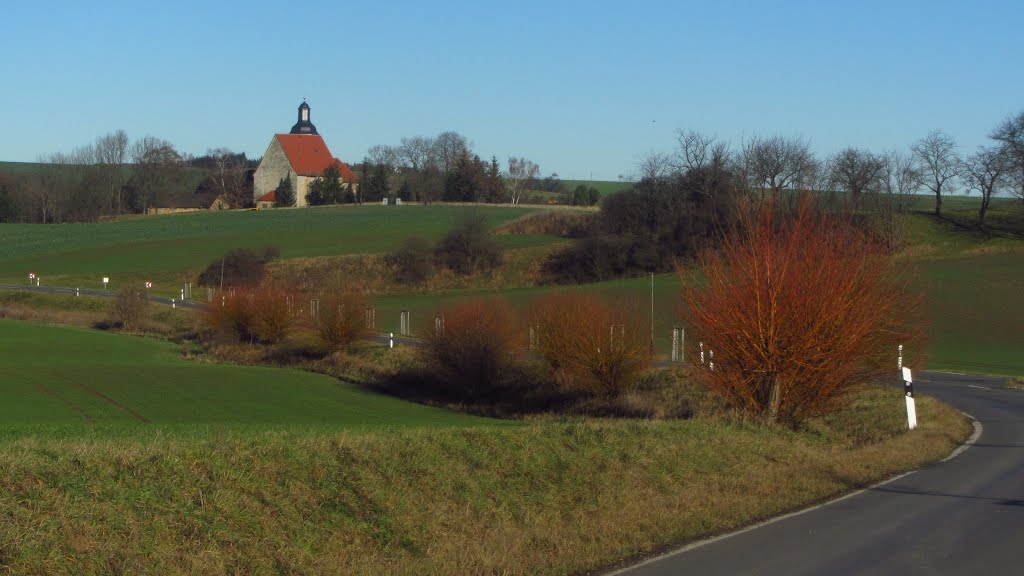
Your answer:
[422,298,520,400]
[528,292,652,397]
[681,196,925,425]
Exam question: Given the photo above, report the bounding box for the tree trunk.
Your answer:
[934,188,942,217]
[767,376,782,424]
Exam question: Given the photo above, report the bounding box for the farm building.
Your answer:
[252,101,358,207]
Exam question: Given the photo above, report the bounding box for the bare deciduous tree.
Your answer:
[741,134,817,202]
[989,111,1024,202]
[866,150,921,251]
[635,151,673,182]
[911,129,961,217]
[432,131,470,175]
[94,129,129,214]
[129,136,182,213]
[397,136,436,171]
[826,147,886,210]
[674,129,730,173]
[207,148,250,208]
[366,144,399,169]
[964,146,1009,228]
[506,156,539,205]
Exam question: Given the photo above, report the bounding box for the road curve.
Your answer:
[607,371,1023,576]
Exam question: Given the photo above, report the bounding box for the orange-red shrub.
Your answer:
[422,298,520,400]
[682,196,925,425]
[528,292,652,397]
[204,286,299,344]
[316,292,370,352]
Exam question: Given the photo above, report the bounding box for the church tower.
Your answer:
[289,100,318,135]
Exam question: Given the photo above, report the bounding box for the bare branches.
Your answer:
[911,129,961,216]
[964,146,1010,227]
[206,147,250,208]
[741,134,817,201]
[674,129,730,173]
[826,147,886,210]
[990,111,1024,201]
[506,156,540,205]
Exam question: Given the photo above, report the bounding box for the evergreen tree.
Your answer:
[306,164,344,205]
[274,175,295,207]
[398,180,412,202]
[363,164,390,202]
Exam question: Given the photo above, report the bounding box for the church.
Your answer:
[253,101,357,208]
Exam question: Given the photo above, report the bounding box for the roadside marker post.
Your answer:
[103,277,109,290]
[898,344,903,370]
[903,366,917,430]
[389,332,394,349]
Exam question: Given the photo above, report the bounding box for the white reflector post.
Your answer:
[902,367,917,430]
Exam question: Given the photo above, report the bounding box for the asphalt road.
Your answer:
[608,371,1024,576]
[0,283,205,310]
[0,283,420,346]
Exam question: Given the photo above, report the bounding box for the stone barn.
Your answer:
[252,101,357,207]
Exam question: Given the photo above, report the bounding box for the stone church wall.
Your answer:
[253,138,296,206]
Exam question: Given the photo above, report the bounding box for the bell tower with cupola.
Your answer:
[289,99,318,135]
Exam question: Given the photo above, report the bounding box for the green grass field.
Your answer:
[0,204,552,293]
[0,319,494,438]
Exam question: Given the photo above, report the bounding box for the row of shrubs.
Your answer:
[195,284,655,408]
[203,286,370,351]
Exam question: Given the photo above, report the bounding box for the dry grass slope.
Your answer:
[0,387,968,576]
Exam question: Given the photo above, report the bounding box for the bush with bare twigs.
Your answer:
[203,286,299,344]
[422,299,521,400]
[204,290,258,343]
[109,285,148,330]
[681,196,925,426]
[316,292,370,352]
[529,293,652,398]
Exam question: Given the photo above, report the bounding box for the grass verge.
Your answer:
[0,386,969,575]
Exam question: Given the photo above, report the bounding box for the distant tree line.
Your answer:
[539,109,1024,284]
[359,132,568,205]
[0,132,260,223]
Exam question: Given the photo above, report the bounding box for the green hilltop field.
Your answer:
[0,204,554,291]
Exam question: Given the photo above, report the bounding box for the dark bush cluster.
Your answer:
[544,167,738,284]
[385,214,504,283]
[383,236,435,285]
[197,246,279,288]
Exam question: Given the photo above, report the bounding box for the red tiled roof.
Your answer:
[335,159,357,183]
[274,134,357,182]
[275,134,334,177]
[257,190,277,203]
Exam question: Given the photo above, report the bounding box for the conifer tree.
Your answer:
[274,175,295,207]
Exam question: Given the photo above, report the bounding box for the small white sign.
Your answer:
[28,272,35,279]
[145,281,152,289]
[103,277,109,284]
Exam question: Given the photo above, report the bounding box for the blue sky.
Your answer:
[2,0,1021,180]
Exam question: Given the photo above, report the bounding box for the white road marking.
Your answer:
[604,411,984,575]
[968,385,992,390]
